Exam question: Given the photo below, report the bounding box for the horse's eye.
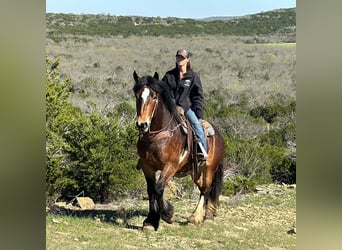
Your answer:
[152,92,158,100]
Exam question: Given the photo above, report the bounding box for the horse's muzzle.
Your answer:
[136,121,149,132]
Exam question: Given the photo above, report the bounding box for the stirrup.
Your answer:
[197,152,208,161]
[197,142,208,160]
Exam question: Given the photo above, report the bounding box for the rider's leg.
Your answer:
[185,109,207,159]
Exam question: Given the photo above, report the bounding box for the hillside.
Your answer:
[46,7,296,205]
[46,8,295,42]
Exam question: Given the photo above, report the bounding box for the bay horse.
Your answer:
[133,71,225,231]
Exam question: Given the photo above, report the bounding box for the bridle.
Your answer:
[137,86,182,137]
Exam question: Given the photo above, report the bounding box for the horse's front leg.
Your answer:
[155,170,175,224]
[142,175,160,231]
[143,169,175,231]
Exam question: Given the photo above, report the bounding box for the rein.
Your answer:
[139,114,182,141]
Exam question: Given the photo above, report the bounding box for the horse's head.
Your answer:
[133,71,160,132]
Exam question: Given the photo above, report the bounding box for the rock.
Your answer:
[75,197,95,210]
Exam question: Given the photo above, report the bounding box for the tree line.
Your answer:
[46,8,295,42]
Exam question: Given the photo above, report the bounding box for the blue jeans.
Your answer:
[186,109,207,152]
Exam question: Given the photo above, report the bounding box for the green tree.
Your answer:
[46,56,143,203]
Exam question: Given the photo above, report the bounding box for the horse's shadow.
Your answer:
[48,204,193,230]
[48,204,148,230]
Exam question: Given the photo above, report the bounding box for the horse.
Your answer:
[133,71,225,231]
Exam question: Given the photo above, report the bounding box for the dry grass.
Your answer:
[46,184,296,249]
[46,35,296,114]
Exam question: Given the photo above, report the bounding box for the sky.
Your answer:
[46,0,296,19]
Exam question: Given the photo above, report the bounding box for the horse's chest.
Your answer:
[137,139,172,161]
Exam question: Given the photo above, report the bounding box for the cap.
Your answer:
[175,49,189,58]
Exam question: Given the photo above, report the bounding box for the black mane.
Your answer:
[133,74,181,122]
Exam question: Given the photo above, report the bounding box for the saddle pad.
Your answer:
[201,120,215,137]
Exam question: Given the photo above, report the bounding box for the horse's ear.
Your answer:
[153,72,159,80]
[133,71,141,83]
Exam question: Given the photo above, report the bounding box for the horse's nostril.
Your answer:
[136,121,148,131]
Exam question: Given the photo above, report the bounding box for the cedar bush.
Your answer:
[249,101,296,124]
[221,133,292,194]
[225,137,281,184]
[46,56,143,203]
[270,155,296,184]
[222,176,256,196]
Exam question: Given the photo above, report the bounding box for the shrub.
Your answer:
[249,101,296,124]
[224,135,287,185]
[46,56,76,202]
[250,105,279,123]
[260,128,287,147]
[46,56,143,203]
[222,176,256,196]
[60,112,140,201]
[270,155,296,184]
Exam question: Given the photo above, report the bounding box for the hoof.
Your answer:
[143,218,159,231]
[162,214,175,224]
[142,225,156,231]
[187,215,201,225]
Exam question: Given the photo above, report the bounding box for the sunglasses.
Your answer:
[176,55,186,59]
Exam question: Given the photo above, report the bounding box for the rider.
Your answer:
[162,48,208,161]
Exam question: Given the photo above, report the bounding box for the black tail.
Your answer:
[209,161,223,207]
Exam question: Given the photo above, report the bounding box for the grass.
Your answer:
[259,43,296,47]
[46,35,296,113]
[46,184,296,249]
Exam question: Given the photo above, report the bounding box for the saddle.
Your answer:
[178,110,215,138]
[200,119,215,137]
[177,112,215,180]
[178,108,214,146]
[176,105,215,137]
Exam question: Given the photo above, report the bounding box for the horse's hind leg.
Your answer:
[205,161,223,220]
[188,193,207,225]
[205,196,218,220]
[188,163,210,225]
[188,160,224,224]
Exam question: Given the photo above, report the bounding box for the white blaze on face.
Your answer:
[141,87,150,105]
